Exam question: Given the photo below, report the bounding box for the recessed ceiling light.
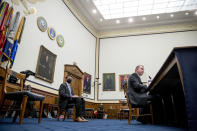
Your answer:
[116,20,120,24]
[170,14,174,18]
[156,16,160,19]
[100,18,103,22]
[195,11,197,15]
[185,12,189,15]
[92,9,97,14]
[128,18,133,23]
[142,17,146,21]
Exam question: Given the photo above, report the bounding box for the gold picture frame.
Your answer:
[119,74,129,91]
[103,73,115,91]
[83,72,91,94]
[35,45,57,83]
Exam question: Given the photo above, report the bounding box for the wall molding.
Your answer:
[99,22,197,38]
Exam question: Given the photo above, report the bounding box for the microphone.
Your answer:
[147,75,152,88]
[148,75,152,80]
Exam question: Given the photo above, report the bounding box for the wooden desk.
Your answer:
[149,46,197,130]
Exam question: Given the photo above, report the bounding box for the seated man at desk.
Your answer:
[59,75,88,122]
[128,65,153,124]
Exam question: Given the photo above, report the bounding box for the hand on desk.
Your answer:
[72,95,84,100]
[146,81,152,87]
[72,95,79,98]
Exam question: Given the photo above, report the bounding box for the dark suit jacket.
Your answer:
[59,83,74,112]
[127,73,150,106]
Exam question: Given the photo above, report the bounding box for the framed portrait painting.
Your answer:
[103,73,115,91]
[119,74,129,91]
[83,72,91,94]
[35,45,57,83]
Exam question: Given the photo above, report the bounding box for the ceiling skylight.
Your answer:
[92,0,197,19]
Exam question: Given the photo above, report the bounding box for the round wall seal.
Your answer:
[37,17,47,32]
[56,35,64,47]
[48,27,56,40]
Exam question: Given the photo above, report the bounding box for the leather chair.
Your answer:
[123,83,154,125]
[0,67,45,124]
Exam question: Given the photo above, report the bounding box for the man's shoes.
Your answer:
[81,117,88,122]
[74,117,84,122]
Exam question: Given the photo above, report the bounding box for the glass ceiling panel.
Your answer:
[92,0,197,19]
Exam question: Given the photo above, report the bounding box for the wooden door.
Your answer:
[64,65,83,96]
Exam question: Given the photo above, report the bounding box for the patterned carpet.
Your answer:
[0,118,187,131]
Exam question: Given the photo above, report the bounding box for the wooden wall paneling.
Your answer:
[1,82,136,119]
[31,88,58,109]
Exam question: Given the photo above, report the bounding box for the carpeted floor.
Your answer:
[0,118,187,131]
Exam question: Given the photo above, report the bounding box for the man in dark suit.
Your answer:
[59,75,88,122]
[128,65,153,124]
